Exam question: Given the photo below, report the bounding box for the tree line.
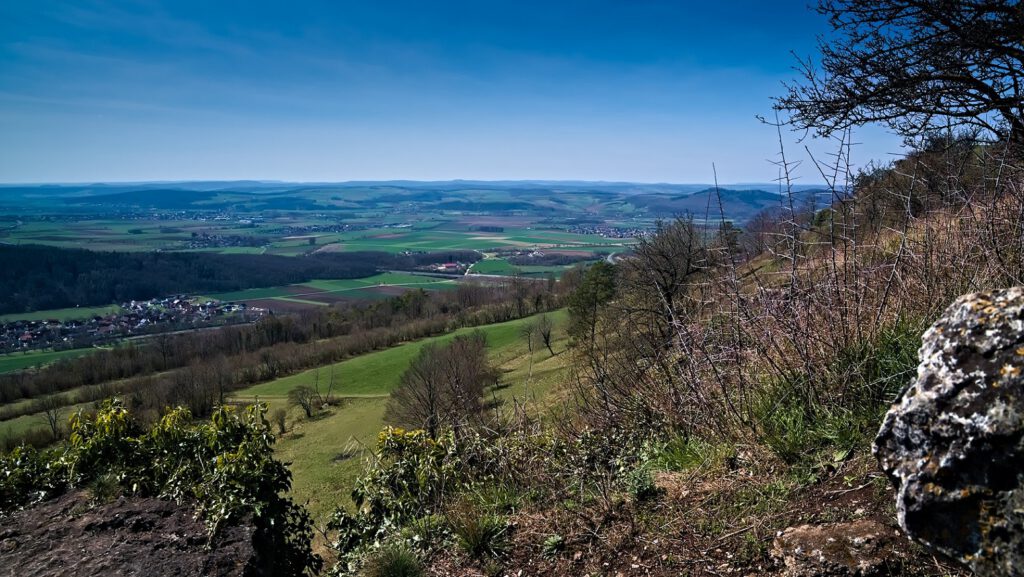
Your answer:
[0,244,481,314]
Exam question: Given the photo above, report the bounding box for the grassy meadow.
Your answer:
[0,304,123,323]
[231,310,570,521]
[0,348,100,374]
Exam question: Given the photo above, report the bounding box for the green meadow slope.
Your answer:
[231,310,570,521]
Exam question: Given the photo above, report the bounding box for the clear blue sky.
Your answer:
[0,0,903,184]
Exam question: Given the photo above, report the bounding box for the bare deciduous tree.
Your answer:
[777,0,1024,146]
[618,216,711,342]
[384,332,499,439]
[38,395,64,440]
[288,385,319,418]
[537,314,555,356]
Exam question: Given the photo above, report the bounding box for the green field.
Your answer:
[0,399,94,443]
[206,272,458,306]
[0,348,99,374]
[319,226,630,255]
[468,257,589,278]
[231,310,569,520]
[302,272,454,292]
[237,311,558,398]
[518,265,571,278]
[468,257,520,275]
[2,211,637,263]
[0,410,52,440]
[0,305,123,323]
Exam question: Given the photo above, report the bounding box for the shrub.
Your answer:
[328,427,468,571]
[623,465,661,503]
[0,399,321,576]
[271,408,287,435]
[0,444,68,510]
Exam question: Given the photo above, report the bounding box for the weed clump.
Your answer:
[360,543,424,577]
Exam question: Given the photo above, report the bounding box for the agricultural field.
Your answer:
[0,348,99,374]
[467,257,521,275]
[231,310,570,520]
[1,211,638,257]
[313,223,631,255]
[467,254,596,278]
[0,304,123,323]
[0,218,255,252]
[203,272,459,311]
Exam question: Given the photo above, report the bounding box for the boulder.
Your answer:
[771,519,905,577]
[0,490,263,577]
[874,287,1024,577]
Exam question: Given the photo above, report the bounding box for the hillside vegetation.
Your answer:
[234,311,570,521]
[311,138,1020,576]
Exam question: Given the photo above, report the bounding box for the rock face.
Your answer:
[771,519,905,577]
[0,490,263,577]
[874,287,1024,577]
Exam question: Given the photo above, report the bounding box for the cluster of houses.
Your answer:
[182,232,266,249]
[430,262,467,274]
[0,297,263,353]
[276,222,366,236]
[564,224,645,239]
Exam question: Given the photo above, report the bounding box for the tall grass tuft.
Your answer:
[360,543,423,577]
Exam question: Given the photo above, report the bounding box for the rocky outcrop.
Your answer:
[0,490,263,577]
[771,519,906,577]
[874,287,1024,577]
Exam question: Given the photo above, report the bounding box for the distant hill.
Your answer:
[628,187,833,222]
[0,180,835,223]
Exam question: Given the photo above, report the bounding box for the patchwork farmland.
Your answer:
[202,272,460,311]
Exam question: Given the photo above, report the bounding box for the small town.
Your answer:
[0,297,263,353]
[563,223,647,238]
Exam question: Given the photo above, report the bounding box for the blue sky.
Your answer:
[0,0,903,184]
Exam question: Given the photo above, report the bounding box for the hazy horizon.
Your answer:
[0,178,831,189]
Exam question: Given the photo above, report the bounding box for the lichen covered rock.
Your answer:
[873,287,1024,577]
[771,519,905,577]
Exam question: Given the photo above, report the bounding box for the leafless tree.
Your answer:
[288,385,319,418]
[520,321,537,384]
[777,0,1024,147]
[37,395,64,440]
[619,216,711,342]
[384,332,498,439]
[536,314,556,356]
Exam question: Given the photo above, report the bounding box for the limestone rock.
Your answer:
[873,287,1024,577]
[770,519,904,577]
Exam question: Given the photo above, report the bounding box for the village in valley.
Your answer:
[0,297,263,353]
